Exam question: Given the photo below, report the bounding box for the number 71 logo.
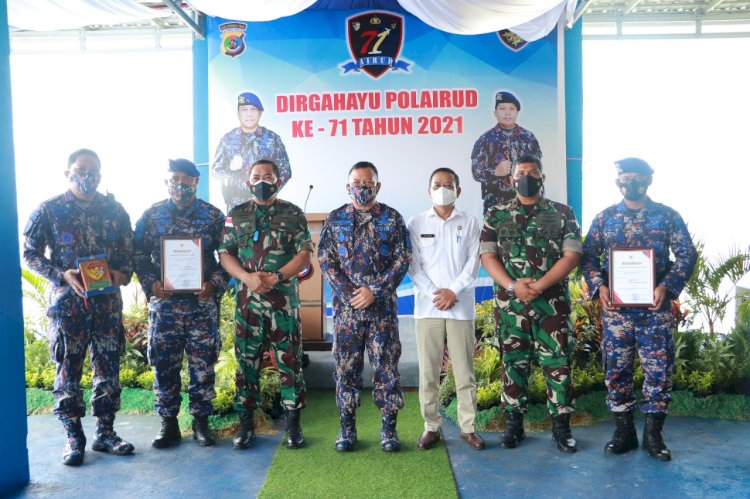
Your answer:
[342,12,411,78]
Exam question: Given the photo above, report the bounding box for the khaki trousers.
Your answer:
[415,318,477,433]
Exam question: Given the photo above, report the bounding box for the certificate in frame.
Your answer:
[609,247,656,308]
[161,237,203,292]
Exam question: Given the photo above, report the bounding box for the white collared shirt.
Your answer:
[407,206,480,320]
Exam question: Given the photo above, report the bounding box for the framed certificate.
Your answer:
[75,254,117,297]
[161,237,203,292]
[609,247,655,307]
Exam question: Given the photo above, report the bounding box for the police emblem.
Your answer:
[341,11,411,78]
[219,22,247,58]
[497,29,528,51]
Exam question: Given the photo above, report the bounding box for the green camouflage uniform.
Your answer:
[479,197,582,416]
[219,199,314,415]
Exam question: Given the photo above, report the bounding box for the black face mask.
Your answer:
[249,180,278,202]
[618,179,649,201]
[514,175,543,197]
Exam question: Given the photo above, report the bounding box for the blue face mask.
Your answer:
[168,183,197,204]
[348,185,377,206]
[70,172,99,194]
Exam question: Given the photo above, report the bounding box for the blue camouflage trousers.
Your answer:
[48,302,124,420]
[602,309,675,413]
[148,298,220,417]
[333,309,404,413]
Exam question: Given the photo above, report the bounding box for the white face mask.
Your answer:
[430,186,457,206]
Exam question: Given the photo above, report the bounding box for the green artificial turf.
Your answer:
[258,390,458,499]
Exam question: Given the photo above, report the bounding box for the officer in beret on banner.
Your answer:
[23,148,134,466]
[471,91,542,213]
[211,92,292,212]
[582,158,697,461]
[134,159,227,449]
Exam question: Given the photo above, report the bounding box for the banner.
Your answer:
[207,9,566,313]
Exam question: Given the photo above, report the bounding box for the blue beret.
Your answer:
[615,157,653,176]
[237,92,264,111]
[168,158,200,177]
[495,91,520,111]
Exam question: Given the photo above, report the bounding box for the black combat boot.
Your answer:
[334,410,357,452]
[500,410,525,449]
[380,412,400,452]
[551,413,578,453]
[61,417,86,466]
[643,412,671,461]
[284,408,305,449]
[233,411,256,450]
[92,414,135,455]
[152,416,181,448]
[604,411,639,454]
[192,415,215,447]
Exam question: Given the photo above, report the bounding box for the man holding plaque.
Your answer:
[479,155,581,453]
[582,158,697,461]
[219,159,312,450]
[23,148,134,466]
[134,159,227,448]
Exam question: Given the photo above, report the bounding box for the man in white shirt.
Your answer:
[407,168,484,450]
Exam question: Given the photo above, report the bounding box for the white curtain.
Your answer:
[8,0,172,31]
[9,0,576,40]
[187,0,576,40]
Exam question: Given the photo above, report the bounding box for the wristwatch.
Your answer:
[274,271,285,283]
[506,280,516,298]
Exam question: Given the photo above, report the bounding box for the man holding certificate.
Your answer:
[581,157,697,461]
[134,159,227,448]
[479,155,582,454]
[23,148,134,466]
[219,159,313,450]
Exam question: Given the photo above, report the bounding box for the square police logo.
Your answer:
[341,12,411,78]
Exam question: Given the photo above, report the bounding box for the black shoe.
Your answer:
[92,415,134,455]
[500,410,525,449]
[61,417,86,466]
[551,413,577,453]
[284,408,305,449]
[643,413,671,461]
[192,415,215,447]
[152,416,181,449]
[604,411,639,455]
[380,412,400,452]
[335,410,357,452]
[233,412,256,450]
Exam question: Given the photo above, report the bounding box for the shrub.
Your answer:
[120,367,138,388]
[438,369,456,407]
[40,366,56,390]
[528,367,547,404]
[477,381,503,410]
[137,370,154,390]
[214,387,234,415]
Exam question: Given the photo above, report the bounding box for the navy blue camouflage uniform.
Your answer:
[134,198,227,417]
[582,199,698,413]
[23,190,133,421]
[318,203,411,413]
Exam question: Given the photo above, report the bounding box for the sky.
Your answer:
[10,33,750,331]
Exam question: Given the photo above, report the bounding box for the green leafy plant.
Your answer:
[683,240,750,335]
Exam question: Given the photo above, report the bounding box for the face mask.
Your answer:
[249,180,278,202]
[430,186,457,206]
[168,183,197,204]
[514,175,543,197]
[618,179,649,201]
[348,185,377,206]
[70,172,99,195]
